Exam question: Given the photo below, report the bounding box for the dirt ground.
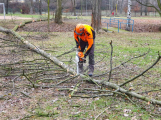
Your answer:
[0,16,161,119]
[0,16,31,20]
[18,18,161,33]
[0,15,161,32]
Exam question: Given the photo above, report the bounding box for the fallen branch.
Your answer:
[21,91,32,98]
[95,107,110,120]
[108,40,113,82]
[1,26,161,106]
[95,80,161,105]
[12,18,48,31]
[0,26,76,75]
[70,83,80,96]
[93,49,150,77]
[120,52,161,87]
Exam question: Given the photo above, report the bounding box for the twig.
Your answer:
[12,76,20,95]
[83,88,111,92]
[114,91,140,108]
[72,93,113,98]
[138,89,161,94]
[20,91,32,98]
[55,75,79,86]
[70,82,80,96]
[56,47,76,57]
[120,53,161,87]
[93,49,150,77]
[95,107,110,120]
[23,70,35,88]
[108,40,113,82]
[94,79,161,105]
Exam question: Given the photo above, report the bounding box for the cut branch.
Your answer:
[1,26,161,106]
[94,49,150,77]
[120,53,161,87]
[0,26,77,75]
[108,40,113,82]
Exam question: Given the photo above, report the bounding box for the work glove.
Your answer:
[78,52,86,63]
[78,52,84,58]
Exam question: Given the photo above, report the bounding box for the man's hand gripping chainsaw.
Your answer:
[77,52,86,63]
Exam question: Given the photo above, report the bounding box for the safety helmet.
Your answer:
[75,24,84,35]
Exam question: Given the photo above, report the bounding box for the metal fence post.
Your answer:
[110,17,111,26]
[0,3,5,19]
[118,20,119,33]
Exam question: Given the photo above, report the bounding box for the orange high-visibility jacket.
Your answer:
[74,24,95,57]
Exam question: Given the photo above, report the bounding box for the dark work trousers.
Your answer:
[78,31,95,73]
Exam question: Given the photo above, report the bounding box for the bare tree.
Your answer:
[126,0,131,31]
[145,0,148,16]
[30,0,34,14]
[39,0,42,15]
[55,0,63,24]
[91,0,102,32]
[120,0,124,14]
[71,0,76,16]
[140,0,143,16]
[135,0,161,16]
[6,0,9,14]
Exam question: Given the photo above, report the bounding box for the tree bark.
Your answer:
[126,0,131,31]
[39,0,42,15]
[30,0,34,14]
[145,0,148,16]
[120,0,124,14]
[71,0,76,16]
[47,0,50,31]
[91,0,102,32]
[140,1,142,16]
[55,0,63,24]
[6,0,9,14]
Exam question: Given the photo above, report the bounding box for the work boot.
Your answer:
[88,71,93,77]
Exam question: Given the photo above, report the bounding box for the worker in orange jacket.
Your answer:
[74,24,95,76]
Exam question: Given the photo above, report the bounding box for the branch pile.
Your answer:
[0,25,161,106]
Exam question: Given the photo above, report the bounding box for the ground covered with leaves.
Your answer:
[0,17,161,120]
[16,17,161,33]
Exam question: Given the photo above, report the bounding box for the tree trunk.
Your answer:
[145,0,148,16]
[80,0,82,16]
[30,0,34,14]
[126,0,131,31]
[39,0,42,15]
[120,0,124,14]
[91,0,102,32]
[74,0,76,16]
[6,0,9,14]
[140,0,142,16]
[70,0,76,16]
[55,0,63,24]
[47,0,50,31]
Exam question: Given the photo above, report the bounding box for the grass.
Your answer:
[27,96,160,120]
[22,31,160,78]
[0,17,161,120]
[0,13,49,19]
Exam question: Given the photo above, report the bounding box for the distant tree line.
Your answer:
[0,0,160,17]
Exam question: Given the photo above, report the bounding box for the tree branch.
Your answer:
[120,52,161,87]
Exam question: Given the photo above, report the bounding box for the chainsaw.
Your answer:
[75,51,86,74]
